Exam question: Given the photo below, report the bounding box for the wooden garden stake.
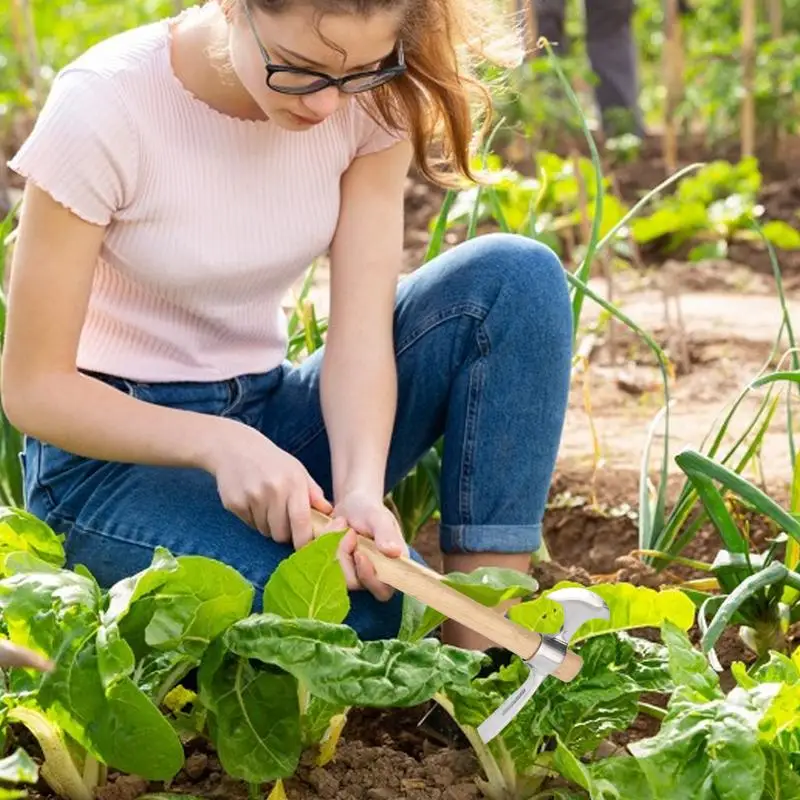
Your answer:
[768,0,782,38]
[662,0,683,175]
[767,0,783,153]
[741,0,756,159]
[11,0,43,110]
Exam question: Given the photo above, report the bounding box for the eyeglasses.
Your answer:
[242,0,406,95]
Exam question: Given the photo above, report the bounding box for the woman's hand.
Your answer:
[328,490,408,602]
[202,418,332,547]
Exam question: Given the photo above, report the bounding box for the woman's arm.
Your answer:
[2,183,224,469]
[323,138,412,502]
[2,185,330,541]
[320,138,413,594]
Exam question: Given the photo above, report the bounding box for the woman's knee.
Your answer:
[458,233,571,328]
[454,233,566,295]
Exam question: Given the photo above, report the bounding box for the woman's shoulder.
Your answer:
[5,18,176,226]
[52,17,172,102]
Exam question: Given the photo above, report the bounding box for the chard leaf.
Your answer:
[750,652,800,686]
[198,640,301,783]
[628,686,771,800]
[0,749,37,785]
[762,747,800,798]
[104,548,253,659]
[552,735,629,799]
[589,757,654,799]
[0,568,100,681]
[398,594,428,642]
[509,582,695,641]
[302,695,348,748]
[0,568,184,781]
[0,508,65,575]
[759,682,800,752]
[446,633,668,771]
[628,625,784,800]
[224,613,485,707]
[511,664,640,759]
[404,567,538,642]
[39,629,185,779]
[661,619,722,701]
[446,657,530,728]
[99,548,252,700]
[622,633,673,693]
[263,533,348,623]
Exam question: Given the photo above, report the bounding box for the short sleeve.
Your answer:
[352,99,408,158]
[7,68,139,226]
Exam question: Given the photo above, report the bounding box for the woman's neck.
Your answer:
[169,4,268,122]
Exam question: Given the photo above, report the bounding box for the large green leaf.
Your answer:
[761,221,800,250]
[104,547,254,657]
[761,748,800,799]
[445,632,670,774]
[589,756,653,800]
[508,581,695,641]
[550,735,632,800]
[662,618,721,701]
[198,640,301,783]
[759,682,800,754]
[262,532,348,624]
[0,568,184,780]
[98,547,253,700]
[403,566,538,642]
[626,623,791,800]
[223,613,486,707]
[0,508,65,575]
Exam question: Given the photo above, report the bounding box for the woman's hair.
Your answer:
[224,0,525,187]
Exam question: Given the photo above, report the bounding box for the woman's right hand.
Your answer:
[201,418,333,549]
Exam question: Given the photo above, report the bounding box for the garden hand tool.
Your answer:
[310,510,609,742]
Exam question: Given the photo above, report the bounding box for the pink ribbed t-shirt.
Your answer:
[8,7,403,382]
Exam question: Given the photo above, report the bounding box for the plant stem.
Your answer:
[432,692,511,800]
[8,707,93,800]
[638,701,667,721]
[249,782,262,800]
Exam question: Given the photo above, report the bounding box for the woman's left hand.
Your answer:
[326,490,408,602]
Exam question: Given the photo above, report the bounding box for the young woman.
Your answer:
[3,0,573,650]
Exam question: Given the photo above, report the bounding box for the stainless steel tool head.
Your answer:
[476,587,609,743]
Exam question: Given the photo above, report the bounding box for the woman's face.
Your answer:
[227,1,402,130]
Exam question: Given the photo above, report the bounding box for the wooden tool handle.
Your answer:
[310,510,582,682]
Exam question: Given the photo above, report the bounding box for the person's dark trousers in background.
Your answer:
[533,0,646,138]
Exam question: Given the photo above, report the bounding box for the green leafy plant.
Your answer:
[668,448,800,665]
[424,581,696,800]
[585,621,800,799]
[631,158,800,261]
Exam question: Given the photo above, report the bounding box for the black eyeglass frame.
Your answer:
[242,0,407,95]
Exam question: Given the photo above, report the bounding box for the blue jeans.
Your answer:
[22,233,573,640]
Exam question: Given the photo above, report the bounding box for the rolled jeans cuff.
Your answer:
[439,523,542,554]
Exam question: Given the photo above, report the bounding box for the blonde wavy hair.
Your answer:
[221,0,525,187]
